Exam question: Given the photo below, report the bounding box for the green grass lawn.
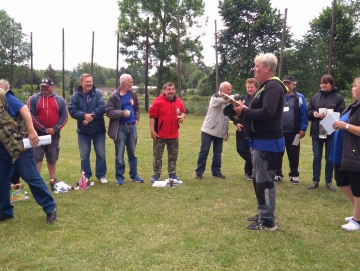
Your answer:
[0,114,358,271]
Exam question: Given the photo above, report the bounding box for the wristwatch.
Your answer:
[345,124,349,130]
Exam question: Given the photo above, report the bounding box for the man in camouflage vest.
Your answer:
[0,79,57,224]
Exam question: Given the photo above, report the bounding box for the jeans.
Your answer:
[114,124,138,180]
[78,133,107,180]
[0,147,56,217]
[195,132,223,175]
[312,137,334,184]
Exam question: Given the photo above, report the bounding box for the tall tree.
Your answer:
[287,3,360,95]
[217,0,290,91]
[44,64,58,85]
[118,0,205,95]
[0,9,30,82]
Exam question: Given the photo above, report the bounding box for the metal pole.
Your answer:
[176,15,181,99]
[30,32,33,95]
[278,8,287,79]
[215,20,219,91]
[62,28,65,98]
[91,31,94,76]
[328,0,336,75]
[10,34,14,88]
[145,17,149,112]
[116,33,119,89]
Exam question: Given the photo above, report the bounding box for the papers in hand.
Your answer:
[292,134,301,146]
[23,135,52,149]
[320,112,339,135]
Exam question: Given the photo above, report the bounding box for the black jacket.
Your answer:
[341,101,360,171]
[306,87,345,138]
[241,79,287,140]
[223,93,251,126]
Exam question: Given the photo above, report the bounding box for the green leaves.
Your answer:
[117,0,205,94]
[0,9,30,81]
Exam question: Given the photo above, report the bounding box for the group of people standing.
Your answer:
[1,54,360,232]
[196,52,359,232]
[0,73,186,224]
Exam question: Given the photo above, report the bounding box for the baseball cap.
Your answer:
[40,78,54,86]
[282,75,295,83]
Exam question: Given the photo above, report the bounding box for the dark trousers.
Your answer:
[276,132,300,177]
[11,171,20,185]
[236,131,253,174]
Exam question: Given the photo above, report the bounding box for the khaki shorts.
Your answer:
[34,133,60,164]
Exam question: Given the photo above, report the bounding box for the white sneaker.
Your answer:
[345,216,353,223]
[99,178,108,184]
[341,220,360,231]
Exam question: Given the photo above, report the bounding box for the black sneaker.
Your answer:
[247,214,259,221]
[0,214,14,222]
[274,175,282,183]
[195,174,202,180]
[246,220,278,231]
[307,181,319,190]
[245,172,253,181]
[289,177,299,185]
[212,173,225,179]
[46,208,57,224]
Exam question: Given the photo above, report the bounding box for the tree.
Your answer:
[188,69,206,88]
[0,9,30,82]
[217,0,290,91]
[44,64,58,85]
[118,0,205,95]
[286,2,360,96]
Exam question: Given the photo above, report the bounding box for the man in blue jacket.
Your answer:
[274,76,308,185]
[68,74,108,185]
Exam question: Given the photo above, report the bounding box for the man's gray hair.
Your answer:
[0,79,10,90]
[255,53,278,74]
[219,81,231,91]
[120,74,132,85]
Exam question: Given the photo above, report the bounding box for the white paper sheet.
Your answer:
[320,113,337,135]
[292,134,301,146]
[23,135,52,149]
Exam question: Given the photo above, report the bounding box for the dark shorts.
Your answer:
[34,133,60,164]
[334,164,360,197]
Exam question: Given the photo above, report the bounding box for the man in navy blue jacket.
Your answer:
[274,76,308,185]
[68,74,108,185]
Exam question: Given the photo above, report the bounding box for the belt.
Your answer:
[120,122,135,126]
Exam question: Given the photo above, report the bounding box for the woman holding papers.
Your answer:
[331,77,360,231]
[306,74,345,191]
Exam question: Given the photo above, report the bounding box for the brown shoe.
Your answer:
[326,183,336,191]
[307,181,319,190]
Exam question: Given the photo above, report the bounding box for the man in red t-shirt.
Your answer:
[27,78,68,191]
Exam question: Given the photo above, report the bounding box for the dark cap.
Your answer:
[40,78,54,86]
[282,75,295,83]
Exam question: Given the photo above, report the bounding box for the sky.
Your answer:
[2,0,334,71]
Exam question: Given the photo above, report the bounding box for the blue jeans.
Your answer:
[78,133,107,180]
[195,132,223,175]
[312,137,334,184]
[0,148,56,217]
[114,124,138,181]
